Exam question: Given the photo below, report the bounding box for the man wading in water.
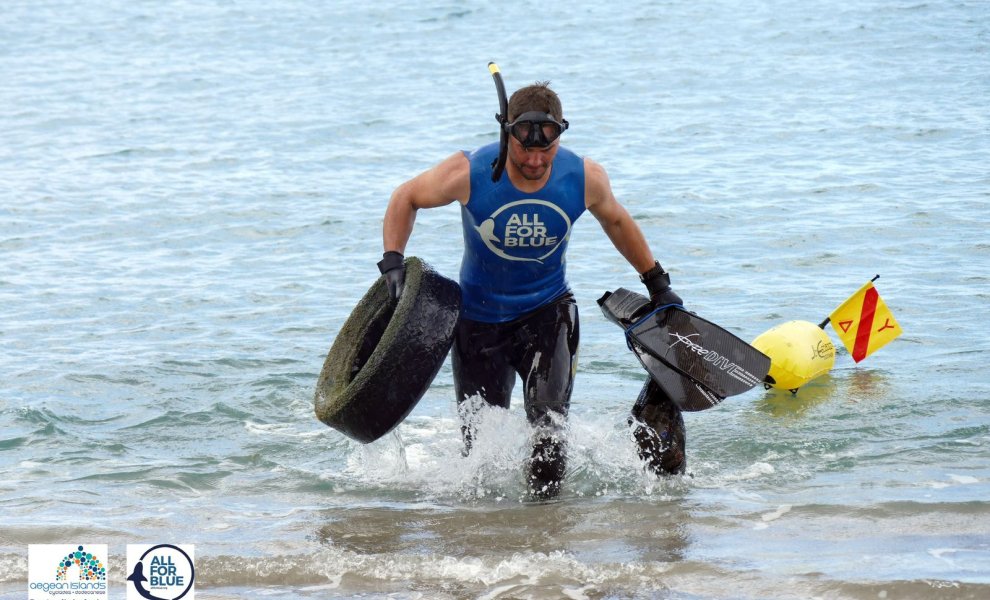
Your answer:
[378,79,683,498]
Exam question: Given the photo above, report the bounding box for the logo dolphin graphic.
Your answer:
[475,217,543,264]
[475,218,501,245]
[127,561,167,600]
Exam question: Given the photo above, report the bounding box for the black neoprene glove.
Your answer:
[640,261,683,308]
[377,251,405,301]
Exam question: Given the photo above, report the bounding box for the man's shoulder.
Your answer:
[580,155,604,173]
[581,157,609,186]
[580,157,615,210]
[430,151,471,203]
[466,142,501,162]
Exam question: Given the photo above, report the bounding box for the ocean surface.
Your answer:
[2,0,989,598]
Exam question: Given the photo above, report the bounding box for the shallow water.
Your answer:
[2,0,989,598]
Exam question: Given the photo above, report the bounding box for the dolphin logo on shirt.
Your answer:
[475,218,542,263]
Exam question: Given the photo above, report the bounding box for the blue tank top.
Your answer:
[459,142,586,322]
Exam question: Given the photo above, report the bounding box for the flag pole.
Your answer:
[819,274,880,330]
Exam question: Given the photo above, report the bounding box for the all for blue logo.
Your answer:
[474,199,572,264]
[126,544,195,600]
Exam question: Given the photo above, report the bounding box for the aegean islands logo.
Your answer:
[28,544,108,599]
[126,544,195,600]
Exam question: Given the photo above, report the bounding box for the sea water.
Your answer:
[2,0,988,598]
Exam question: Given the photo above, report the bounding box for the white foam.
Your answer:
[754,504,792,529]
[761,504,792,521]
[297,575,343,592]
[722,462,776,483]
[926,474,980,489]
[947,474,979,485]
[927,548,963,569]
[302,547,668,590]
[244,420,323,438]
[334,403,687,500]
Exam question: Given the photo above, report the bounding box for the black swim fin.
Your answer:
[598,289,770,411]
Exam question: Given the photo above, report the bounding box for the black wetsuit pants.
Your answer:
[452,292,579,498]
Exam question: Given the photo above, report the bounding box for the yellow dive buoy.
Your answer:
[751,320,835,392]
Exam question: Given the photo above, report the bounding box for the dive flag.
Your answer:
[828,281,902,363]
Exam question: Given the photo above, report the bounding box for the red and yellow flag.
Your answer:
[828,281,902,363]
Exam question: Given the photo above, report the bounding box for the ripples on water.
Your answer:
[2,0,989,598]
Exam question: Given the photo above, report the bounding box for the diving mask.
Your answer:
[504,111,569,149]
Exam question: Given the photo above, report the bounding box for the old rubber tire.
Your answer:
[314,257,461,443]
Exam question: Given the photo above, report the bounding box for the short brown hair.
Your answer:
[507,82,563,121]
